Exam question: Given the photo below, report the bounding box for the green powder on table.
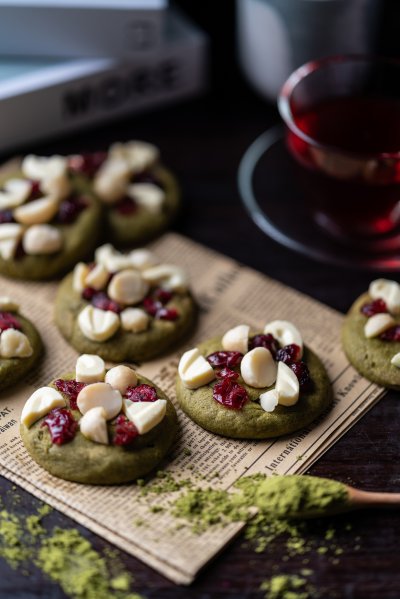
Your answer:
[260,574,311,599]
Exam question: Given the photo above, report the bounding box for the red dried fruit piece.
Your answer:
[361,299,388,317]
[91,291,122,314]
[380,326,400,342]
[57,196,87,224]
[0,312,22,332]
[216,368,239,380]
[143,296,162,316]
[54,379,86,410]
[29,180,42,200]
[41,408,78,445]
[115,196,138,215]
[276,344,301,365]
[0,210,14,224]
[82,287,96,300]
[113,414,139,446]
[213,379,248,410]
[157,307,178,321]
[290,361,313,392]
[125,384,158,402]
[153,288,173,304]
[249,334,280,357]
[206,351,243,369]
[68,152,107,177]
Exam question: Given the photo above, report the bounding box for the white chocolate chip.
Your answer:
[22,154,67,181]
[41,173,71,201]
[76,354,106,384]
[0,297,19,312]
[110,140,159,173]
[0,223,23,260]
[369,279,400,315]
[14,196,59,226]
[240,347,277,388]
[22,224,62,255]
[127,183,164,213]
[93,157,130,203]
[104,254,134,274]
[263,320,303,357]
[105,365,137,394]
[142,264,188,293]
[73,262,90,294]
[178,347,216,389]
[21,387,65,428]
[0,179,31,210]
[95,243,117,267]
[123,398,166,434]
[364,313,396,338]
[79,406,108,445]
[0,329,33,358]
[120,307,149,333]
[259,389,279,412]
[85,263,109,291]
[275,361,300,406]
[107,270,149,305]
[78,305,120,342]
[77,382,122,420]
[129,248,159,271]
[391,352,400,368]
[221,324,250,355]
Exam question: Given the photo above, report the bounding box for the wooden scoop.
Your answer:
[347,485,400,510]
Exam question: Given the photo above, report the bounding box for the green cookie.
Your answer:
[176,337,333,440]
[107,166,180,247]
[0,314,43,392]
[20,373,178,485]
[0,172,102,280]
[342,292,400,389]
[54,273,197,363]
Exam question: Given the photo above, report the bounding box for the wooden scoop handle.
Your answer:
[348,486,400,509]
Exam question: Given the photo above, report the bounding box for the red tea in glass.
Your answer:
[278,56,400,242]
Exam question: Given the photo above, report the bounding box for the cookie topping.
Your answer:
[369,279,400,315]
[76,354,105,384]
[361,298,388,317]
[120,307,149,333]
[127,183,164,214]
[79,406,108,445]
[85,263,109,291]
[249,333,279,357]
[390,352,400,368]
[54,379,86,410]
[221,324,250,354]
[240,347,277,388]
[21,387,66,428]
[0,178,31,210]
[213,379,248,410]
[276,343,302,365]
[123,398,166,434]
[14,196,59,226]
[108,270,149,305]
[0,311,21,331]
[77,382,122,420]
[124,383,157,403]
[42,408,78,445]
[206,351,243,368]
[364,313,395,338]
[78,305,120,342]
[0,329,33,358]
[263,321,303,358]
[0,223,23,260]
[112,414,139,446]
[275,362,300,406]
[105,365,137,395]
[259,389,279,412]
[22,224,62,255]
[178,348,216,390]
[290,361,313,392]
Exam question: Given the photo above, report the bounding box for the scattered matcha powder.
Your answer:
[260,574,312,599]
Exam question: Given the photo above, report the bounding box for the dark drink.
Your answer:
[286,95,400,238]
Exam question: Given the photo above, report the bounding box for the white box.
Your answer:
[0,0,167,57]
[0,12,208,153]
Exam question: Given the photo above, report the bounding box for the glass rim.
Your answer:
[277,54,400,160]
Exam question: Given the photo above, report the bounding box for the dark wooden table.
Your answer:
[1,62,400,598]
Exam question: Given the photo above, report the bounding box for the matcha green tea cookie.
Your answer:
[176,321,332,439]
[0,297,42,392]
[20,355,177,484]
[0,154,102,280]
[342,278,400,389]
[69,140,180,246]
[55,244,196,362]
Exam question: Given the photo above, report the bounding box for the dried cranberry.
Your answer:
[29,180,42,200]
[68,152,107,177]
[42,408,77,445]
[115,196,137,215]
[276,344,301,365]
[82,287,96,301]
[56,196,87,224]
[125,384,157,402]
[290,361,313,392]
[380,326,400,342]
[361,299,388,317]
[216,368,239,380]
[91,291,122,314]
[206,351,243,369]
[249,334,280,357]
[213,379,248,410]
[0,312,21,332]
[113,414,139,446]
[54,379,86,410]
[0,210,14,224]
[157,307,178,321]
[153,288,173,304]
[143,296,162,316]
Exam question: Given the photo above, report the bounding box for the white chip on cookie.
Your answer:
[93,157,130,203]
[79,406,109,444]
[76,354,106,384]
[391,352,400,368]
[21,387,65,428]
[222,324,250,355]
[78,305,120,342]
[73,262,90,294]
[0,223,23,260]
[129,248,159,271]
[107,270,149,305]
[263,320,303,357]
[0,329,33,358]
[22,155,67,181]
[123,398,166,434]
[23,224,62,255]
[275,361,300,406]
[240,347,277,388]
[364,313,396,338]
[0,179,31,210]
[142,264,188,292]
[77,382,122,420]
[369,279,400,315]
[85,263,109,291]
[105,365,137,394]
[259,389,279,412]
[120,307,149,333]
[178,348,215,389]
[127,183,164,213]
[41,173,70,200]
[110,140,159,173]
[14,196,59,226]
